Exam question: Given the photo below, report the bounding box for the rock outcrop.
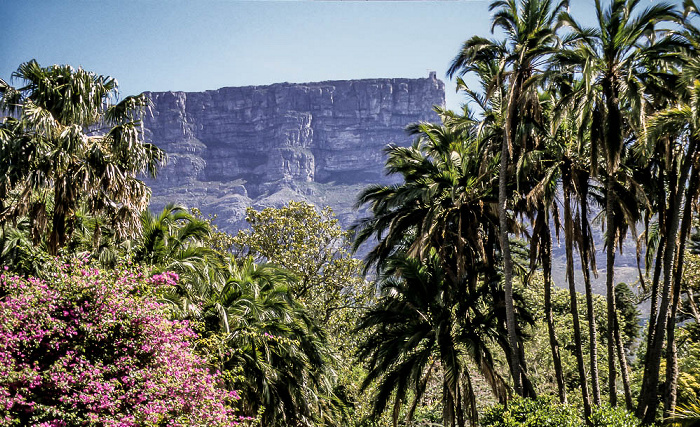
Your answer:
[143,73,445,230]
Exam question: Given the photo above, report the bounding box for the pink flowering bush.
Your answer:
[0,258,246,426]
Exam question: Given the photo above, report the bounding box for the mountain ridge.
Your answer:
[142,73,445,231]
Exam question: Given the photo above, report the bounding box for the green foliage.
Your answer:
[233,201,367,323]
[0,60,165,255]
[356,249,511,427]
[520,273,612,398]
[479,397,580,427]
[198,257,347,427]
[232,201,374,425]
[0,220,50,277]
[666,395,700,427]
[480,397,649,427]
[588,405,647,427]
[675,323,700,410]
[615,283,641,347]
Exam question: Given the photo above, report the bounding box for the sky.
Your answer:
[3,0,613,112]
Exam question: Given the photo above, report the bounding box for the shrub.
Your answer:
[589,405,646,427]
[479,396,580,427]
[479,397,649,427]
[0,258,245,426]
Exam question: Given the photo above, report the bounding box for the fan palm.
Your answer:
[0,60,164,255]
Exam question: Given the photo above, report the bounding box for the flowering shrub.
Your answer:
[0,258,246,426]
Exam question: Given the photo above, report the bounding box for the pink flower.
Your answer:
[0,258,246,425]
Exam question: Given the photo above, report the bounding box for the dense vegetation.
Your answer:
[2,0,700,426]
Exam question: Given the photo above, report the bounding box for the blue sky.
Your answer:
[4,0,605,111]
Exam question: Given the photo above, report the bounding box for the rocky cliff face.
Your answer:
[143,74,445,230]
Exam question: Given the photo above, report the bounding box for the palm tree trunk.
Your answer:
[664,164,699,415]
[579,179,601,405]
[644,171,667,360]
[614,314,633,409]
[581,261,602,406]
[665,290,680,416]
[639,194,680,422]
[645,234,665,357]
[500,91,522,395]
[564,184,592,421]
[605,177,618,406]
[543,216,567,403]
[49,184,67,256]
[638,137,697,423]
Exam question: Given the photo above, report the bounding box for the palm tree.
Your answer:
[448,0,567,395]
[557,0,680,407]
[132,203,222,313]
[525,83,607,411]
[526,88,604,415]
[0,60,164,255]
[0,217,48,277]
[353,111,542,420]
[204,257,345,426]
[636,4,700,417]
[356,249,510,427]
[353,113,500,285]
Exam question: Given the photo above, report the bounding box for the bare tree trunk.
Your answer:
[638,174,666,368]
[639,190,680,423]
[645,235,665,356]
[638,138,697,424]
[665,294,679,417]
[644,172,667,363]
[614,313,633,409]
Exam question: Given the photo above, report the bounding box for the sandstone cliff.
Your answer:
[143,73,445,230]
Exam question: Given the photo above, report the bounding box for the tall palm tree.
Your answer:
[550,69,609,406]
[448,0,567,395]
[353,112,539,417]
[636,5,700,417]
[513,85,569,404]
[0,60,164,255]
[557,0,680,407]
[525,88,604,416]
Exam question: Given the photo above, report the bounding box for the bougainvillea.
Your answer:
[0,258,247,426]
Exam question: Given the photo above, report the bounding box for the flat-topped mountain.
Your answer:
[142,73,640,299]
[143,73,445,230]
